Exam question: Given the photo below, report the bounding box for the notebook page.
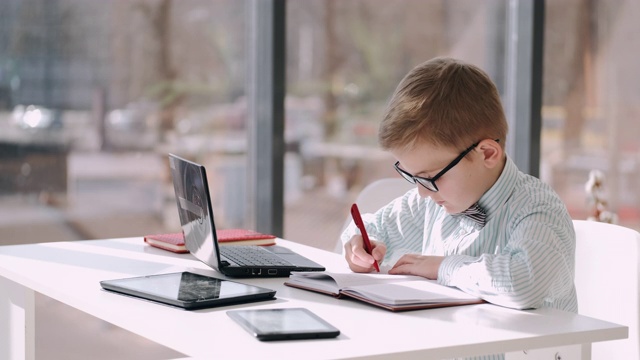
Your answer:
[289,271,422,290]
[342,280,481,306]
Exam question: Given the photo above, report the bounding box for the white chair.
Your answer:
[573,219,640,359]
[333,177,414,253]
[509,220,640,359]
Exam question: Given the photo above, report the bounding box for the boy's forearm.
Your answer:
[437,234,574,310]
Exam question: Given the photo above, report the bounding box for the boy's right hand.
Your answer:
[344,235,386,273]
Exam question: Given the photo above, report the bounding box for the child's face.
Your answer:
[391,141,489,214]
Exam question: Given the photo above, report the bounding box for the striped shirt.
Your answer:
[341,157,577,358]
[342,156,577,310]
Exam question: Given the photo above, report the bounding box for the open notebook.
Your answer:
[285,271,483,311]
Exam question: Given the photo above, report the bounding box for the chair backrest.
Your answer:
[334,178,414,253]
[573,219,640,359]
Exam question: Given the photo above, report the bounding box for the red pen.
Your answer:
[350,203,380,272]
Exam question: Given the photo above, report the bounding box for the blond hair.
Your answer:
[379,57,508,152]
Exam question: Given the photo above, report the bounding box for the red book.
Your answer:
[216,229,277,246]
[144,229,277,253]
[143,233,188,253]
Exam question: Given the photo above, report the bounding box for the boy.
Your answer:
[341,57,577,313]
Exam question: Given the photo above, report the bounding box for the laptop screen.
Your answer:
[169,154,222,270]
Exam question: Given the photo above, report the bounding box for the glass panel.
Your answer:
[284,0,508,251]
[541,0,640,231]
[0,0,246,245]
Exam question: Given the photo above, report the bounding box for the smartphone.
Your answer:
[227,308,340,341]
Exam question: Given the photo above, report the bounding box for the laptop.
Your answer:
[168,153,325,278]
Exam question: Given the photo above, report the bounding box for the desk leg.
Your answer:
[0,276,35,360]
[580,343,591,360]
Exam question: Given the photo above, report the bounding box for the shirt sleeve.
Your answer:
[340,188,426,262]
[437,199,576,310]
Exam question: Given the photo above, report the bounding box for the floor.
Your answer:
[35,295,184,360]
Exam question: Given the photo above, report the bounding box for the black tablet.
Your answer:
[100,272,276,310]
[227,308,340,341]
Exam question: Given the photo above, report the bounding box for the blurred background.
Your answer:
[1,1,639,358]
[0,0,638,253]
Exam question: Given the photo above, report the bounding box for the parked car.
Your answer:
[11,104,62,130]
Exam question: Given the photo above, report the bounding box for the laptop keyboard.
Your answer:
[220,246,292,267]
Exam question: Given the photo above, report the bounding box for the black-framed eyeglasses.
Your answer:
[394,139,498,192]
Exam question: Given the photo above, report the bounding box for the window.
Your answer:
[541,0,640,230]
[0,0,247,245]
[284,0,509,250]
[4,1,632,252]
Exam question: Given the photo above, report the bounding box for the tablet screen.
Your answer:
[100,272,275,309]
[227,308,340,340]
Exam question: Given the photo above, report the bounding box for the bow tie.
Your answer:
[456,202,486,228]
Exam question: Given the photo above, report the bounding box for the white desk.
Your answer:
[0,238,627,360]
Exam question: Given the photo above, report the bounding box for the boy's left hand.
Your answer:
[388,254,444,280]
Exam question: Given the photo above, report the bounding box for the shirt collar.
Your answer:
[477,156,518,220]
